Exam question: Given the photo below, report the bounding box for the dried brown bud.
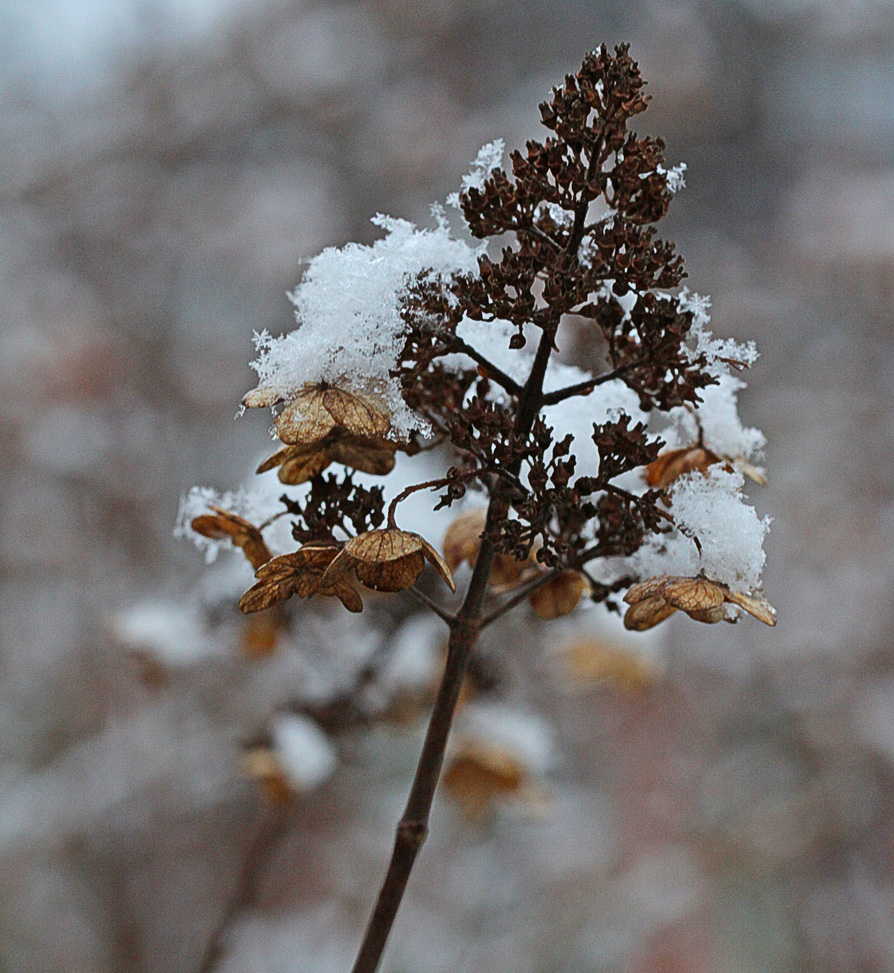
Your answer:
[529,570,587,619]
[322,529,456,594]
[623,575,777,630]
[239,543,363,614]
[190,505,272,570]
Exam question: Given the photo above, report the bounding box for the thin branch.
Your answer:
[505,219,562,252]
[541,359,640,406]
[405,585,455,626]
[479,569,559,629]
[449,336,523,396]
[196,803,292,973]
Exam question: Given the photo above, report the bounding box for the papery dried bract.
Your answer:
[624,574,777,630]
[529,570,587,620]
[644,445,721,491]
[323,529,456,593]
[239,544,363,614]
[257,435,396,485]
[190,505,272,570]
[443,510,529,589]
[273,387,391,446]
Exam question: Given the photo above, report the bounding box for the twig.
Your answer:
[479,569,560,629]
[405,585,455,626]
[449,336,523,396]
[196,802,292,973]
[541,359,640,406]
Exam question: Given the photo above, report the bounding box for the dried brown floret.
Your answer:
[442,510,529,588]
[239,544,363,614]
[529,570,587,620]
[322,529,456,593]
[644,445,722,491]
[257,435,397,485]
[190,505,272,570]
[623,574,777,630]
[264,386,391,447]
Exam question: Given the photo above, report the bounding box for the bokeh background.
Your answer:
[3,0,894,970]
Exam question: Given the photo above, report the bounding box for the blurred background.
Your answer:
[2,0,894,970]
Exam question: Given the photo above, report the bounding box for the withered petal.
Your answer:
[355,551,426,592]
[277,448,332,484]
[330,436,396,476]
[333,583,364,613]
[420,538,457,592]
[683,604,727,624]
[275,390,337,445]
[322,388,391,439]
[644,446,720,490]
[345,529,424,564]
[442,510,487,572]
[623,594,678,631]
[624,575,673,605]
[242,386,284,409]
[662,577,725,612]
[529,570,586,620]
[723,588,777,626]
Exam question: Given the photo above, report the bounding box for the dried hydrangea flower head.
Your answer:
[623,574,777,631]
[322,529,455,594]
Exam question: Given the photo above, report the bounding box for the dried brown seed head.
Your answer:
[529,570,587,620]
[322,529,456,593]
[190,506,272,570]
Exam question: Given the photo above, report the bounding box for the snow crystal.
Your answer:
[270,713,337,791]
[680,289,759,376]
[630,467,770,590]
[247,215,484,438]
[664,373,767,461]
[446,139,505,208]
[657,162,687,194]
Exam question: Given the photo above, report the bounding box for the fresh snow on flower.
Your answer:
[173,485,283,563]
[246,215,484,438]
[446,139,505,208]
[629,467,770,590]
[679,289,759,376]
[657,162,687,194]
[270,713,337,791]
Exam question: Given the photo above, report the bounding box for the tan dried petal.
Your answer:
[443,511,487,572]
[242,386,284,409]
[684,604,728,624]
[275,389,338,445]
[240,615,281,659]
[623,594,678,631]
[322,529,454,593]
[239,545,360,613]
[529,570,587,620]
[329,436,397,476]
[559,639,657,694]
[624,575,673,605]
[242,748,294,805]
[662,576,725,612]
[733,457,769,487]
[644,445,721,490]
[190,506,272,570]
[420,537,457,592]
[442,742,525,818]
[332,582,364,613]
[723,588,777,626]
[321,388,391,439]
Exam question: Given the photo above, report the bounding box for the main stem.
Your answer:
[349,329,556,973]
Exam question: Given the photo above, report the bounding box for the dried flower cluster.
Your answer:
[179,45,775,973]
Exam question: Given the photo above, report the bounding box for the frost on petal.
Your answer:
[246,216,484,438]
[174,487,283,564]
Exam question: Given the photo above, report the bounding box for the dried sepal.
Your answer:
[644,445,721,490]
[239,544,363,614]
[723,588,777,626]
[274,386,391,447]
[322,529,456,593]
[242,747,295,805]
[442,741,525,819]
[624,575,777,630]
[190,505,272,570]
[256,435,396,485]
[732,456,768,487]
[529,570,587,620]
[558,639,657,694]
[442,510,528,588]
[242,386,283,409]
